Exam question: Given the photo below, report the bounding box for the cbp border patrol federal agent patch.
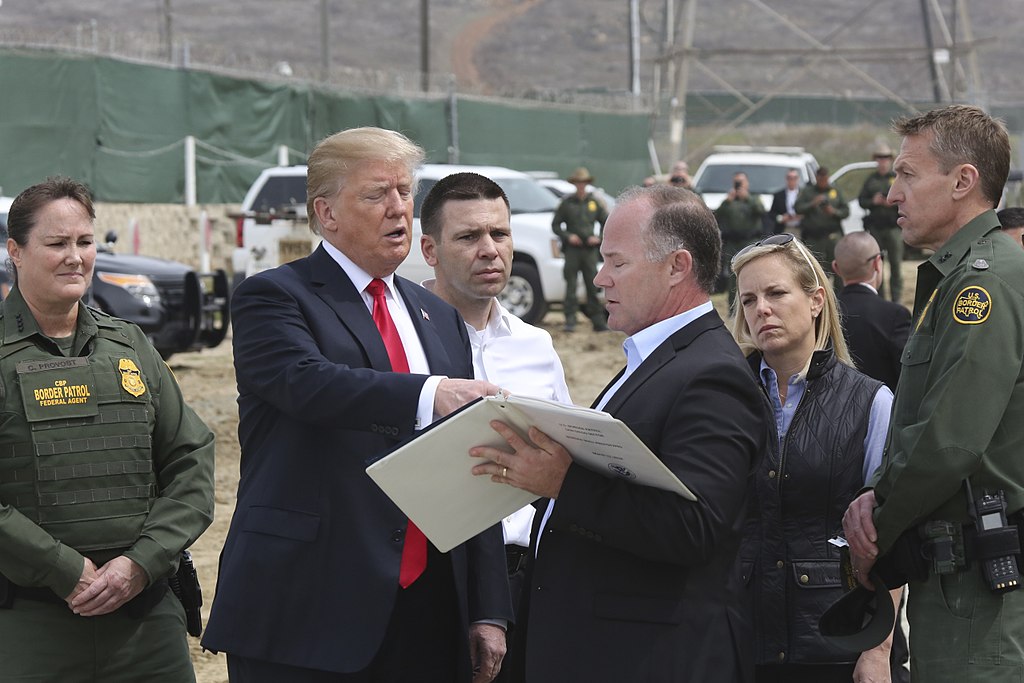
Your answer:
[952,285,992,324]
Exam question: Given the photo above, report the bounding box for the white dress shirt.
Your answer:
[323,241,442,430]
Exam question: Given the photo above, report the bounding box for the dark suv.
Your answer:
[0,198,229,359]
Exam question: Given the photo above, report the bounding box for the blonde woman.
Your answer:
[731,233,900,683]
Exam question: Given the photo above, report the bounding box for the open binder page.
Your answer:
[366,395,694,552]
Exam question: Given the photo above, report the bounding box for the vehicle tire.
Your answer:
[500,261,547,325]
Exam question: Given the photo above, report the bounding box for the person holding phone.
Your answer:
[714,171,765,305]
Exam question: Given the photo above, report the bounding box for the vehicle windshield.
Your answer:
[414,177,558,217]
[695,164,801,195]
[250,176,307,213]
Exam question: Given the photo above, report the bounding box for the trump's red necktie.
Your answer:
[366,278,427,588]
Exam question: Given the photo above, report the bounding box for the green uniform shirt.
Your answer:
[858,171,899,230]
[552,193,608,245]
[794,182,849,236]
[0,287,215,598]
[714,195,764,243]
[870,211,1024,553]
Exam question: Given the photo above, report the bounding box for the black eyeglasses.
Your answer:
[731,233,821,288]
[867,252,883,264]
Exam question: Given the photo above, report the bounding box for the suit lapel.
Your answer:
[395,276,452,373]
[590,366,627,409]
[598,310,725,414]
[308,246,393,371]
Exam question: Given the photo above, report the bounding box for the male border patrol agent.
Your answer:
[551,167,609,333]
[858,144,903,302]
[713,171,763,304]
[844,105,1024,681]
[795,167,849,275]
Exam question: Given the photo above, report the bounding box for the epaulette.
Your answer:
[969,236,994,271]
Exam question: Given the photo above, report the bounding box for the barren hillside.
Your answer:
[0,0,1019,106]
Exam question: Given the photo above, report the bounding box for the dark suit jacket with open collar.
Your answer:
[837,283,912,391]
[521,309,769,683]
[768,188,794,235]
[201,245,512,676]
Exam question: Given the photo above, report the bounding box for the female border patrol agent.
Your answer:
[0,177,215,681]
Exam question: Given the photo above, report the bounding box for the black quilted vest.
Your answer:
[741,348,883,665]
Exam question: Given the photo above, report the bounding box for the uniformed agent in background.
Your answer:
[844,105,1024,681]
[714,171,764,306]
[0,177,216,681]
[551,167,609,333]
[795,167,849,278]
[858,144,903,302]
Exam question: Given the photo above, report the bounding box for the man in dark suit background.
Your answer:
[832,231,912,392]
[202,127,513,682]
[767,167,802,236]
[998,207,1024,248]
[472,185,769,682]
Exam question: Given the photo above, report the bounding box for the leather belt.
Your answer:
[12,579,168,615]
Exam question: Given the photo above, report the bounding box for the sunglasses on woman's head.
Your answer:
[731,233,821,289]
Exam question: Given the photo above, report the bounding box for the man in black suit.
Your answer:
[833,231,911,391]
[202,127,513,682]
[472,185,769,682]
[998,207,1024,248]
[767,167,802,236]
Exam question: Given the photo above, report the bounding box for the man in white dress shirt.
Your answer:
[419,172,573,679]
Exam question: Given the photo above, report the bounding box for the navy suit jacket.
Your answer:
[838,283,912,391]
[202,246,511,675]
[520,310,768,682]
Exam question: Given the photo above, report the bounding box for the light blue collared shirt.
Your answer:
[595,301,715,410]
[540,300,716,555]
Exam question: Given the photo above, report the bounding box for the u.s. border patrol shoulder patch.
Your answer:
[952,285,991,324]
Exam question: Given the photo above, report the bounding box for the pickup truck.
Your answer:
[0,195,230,360]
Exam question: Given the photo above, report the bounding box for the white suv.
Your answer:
[691,146,819,211]
[231,163,566,324]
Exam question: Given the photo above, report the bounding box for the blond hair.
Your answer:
[306,127,425,235]
[729,237,852,365]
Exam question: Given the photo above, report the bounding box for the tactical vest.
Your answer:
[0,324,157,554]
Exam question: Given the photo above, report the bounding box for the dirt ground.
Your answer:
[181,258,920,682]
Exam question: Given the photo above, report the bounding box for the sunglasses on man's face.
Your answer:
[731,233,821,288]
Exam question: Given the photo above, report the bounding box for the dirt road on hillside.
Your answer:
[451,0,544,93]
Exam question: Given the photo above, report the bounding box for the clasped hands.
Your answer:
[65,554,147,616]
[470,420,572,500]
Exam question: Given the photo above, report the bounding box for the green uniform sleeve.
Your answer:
[793,186,815,214]
[552,201,568,240]
[123,346,215,584]
[833,188,850,219]
[596,199,609,230]
[0,504,86,598]
[859,175,879,210]
[872,270,1024,552]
